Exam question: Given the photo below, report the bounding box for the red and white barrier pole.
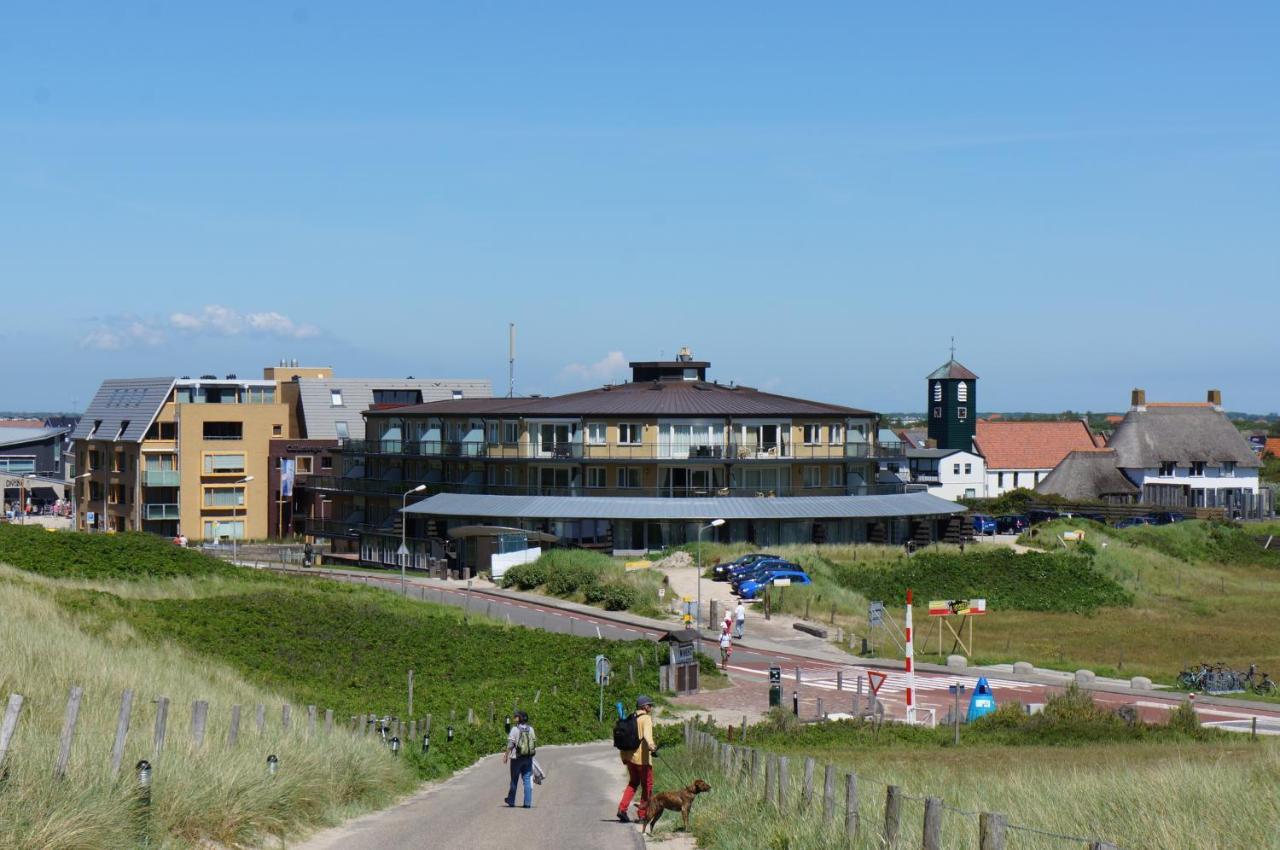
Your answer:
[905,587,915,724]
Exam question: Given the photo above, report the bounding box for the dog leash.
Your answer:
[653,749,701,793]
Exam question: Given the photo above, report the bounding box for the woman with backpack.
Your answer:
[503,709,536,808]
[614,695,658,822]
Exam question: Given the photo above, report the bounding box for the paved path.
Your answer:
[294,743,645,850]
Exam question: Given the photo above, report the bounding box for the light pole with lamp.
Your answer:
[19,474,36,524]
[399,484,428,596]
[232,475,254,563]
[71,472,92,531]
[696,518,726,653]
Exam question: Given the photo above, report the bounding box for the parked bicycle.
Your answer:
[1177,661,1271,695]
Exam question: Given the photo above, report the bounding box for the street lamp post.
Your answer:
[696,518,726,654]
[232,475,254,563]
[400,484,428,596]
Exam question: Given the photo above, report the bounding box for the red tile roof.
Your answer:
[975,420,1101,471]
[1265,437,1280,458]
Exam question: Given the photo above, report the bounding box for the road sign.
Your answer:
[594,654,611,684]
[866,670,888,695]
[773,577,792,587]
[657,587,666,599]
[868,601,885,627]
[396,543,410,556]
[87,511,96,525]
[928,598,987,617]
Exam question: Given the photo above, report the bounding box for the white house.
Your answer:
[1107,390,1263,512]
[905,448,986,500]
[974,419,1100,497]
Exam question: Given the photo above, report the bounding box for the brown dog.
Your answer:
[644,779,711,834]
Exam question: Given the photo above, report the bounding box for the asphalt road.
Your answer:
[294,742,645,850]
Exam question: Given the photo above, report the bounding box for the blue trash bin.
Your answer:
[966,676,997,722]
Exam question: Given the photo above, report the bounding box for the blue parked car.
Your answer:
[728,558,795,586]
[972,514,997,536]
[1115,516,1152,529]
[737,570,812,600]
[729,563,794,593]
[712,552,780,581]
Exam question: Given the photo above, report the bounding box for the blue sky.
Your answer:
[2,3,1277,413]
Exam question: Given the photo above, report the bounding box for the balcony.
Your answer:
[144,503,180,520]
[298,479,907,502]
[143,469,181,487]
[341,438,894,462]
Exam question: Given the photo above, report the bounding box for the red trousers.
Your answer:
[618,762,653,817]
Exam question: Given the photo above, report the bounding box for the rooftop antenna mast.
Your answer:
[508,323,515,398]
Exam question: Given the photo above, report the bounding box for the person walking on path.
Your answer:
[503,710,536,808]
[719,629,733,669]
[733,601,746,639]
[615,695,658,823]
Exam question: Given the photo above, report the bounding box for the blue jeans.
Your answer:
[506,755,533,807]
[734,619,745,639]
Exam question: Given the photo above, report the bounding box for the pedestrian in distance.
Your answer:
[503,709,536,808]
[733,600,745,639]
[716,627,737,665]
[614,695,658,823]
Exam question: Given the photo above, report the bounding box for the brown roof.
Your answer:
[926,359,978,380]
[1035,450,1140,500]
[366,380,875,419]
[1108,404,1261,469]
[974,419,1099,470]
[1265,437,1280,458]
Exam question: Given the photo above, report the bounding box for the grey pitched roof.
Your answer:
[0,427,69,449]
[1108,405,1261,469]
[906,447,968,459]
[372,379,875,420]
[1035,450,1139,500]
[403,491,964,521]
[926,359,978,381]
[71,378,175,443]
[296,377,492,440]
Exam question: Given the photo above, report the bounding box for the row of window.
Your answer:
[467,422,852,446]
[932,381,969,402]
[932,407,968,420]
[1158,461,1236,477]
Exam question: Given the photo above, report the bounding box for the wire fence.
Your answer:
[681,723,1125,850]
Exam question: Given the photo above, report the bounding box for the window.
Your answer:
[964,463,972,475]
[486,422,500,444]
[88,419,102,439]
[831,466,843,487]
[330,390,344,407]
[1223,461,1236,477]
[88,450,100,470]
[503,421,519,444]
[1159,461,1175,477]
[296,456,314,474]
[0,457,35,473]
[334,421,350,440]
[203,486,245,507]
[247,386,275,404]
[933,382,942,402]
[145,421,177,440]
[617,467,641,488]
[995,472,1004,487]
[203,454,246,474]
[203,421,243,440]
[828,425,843,444]
[112,452,123,472]
[803,425,823,445]
[1190,461,1205,477]
[204,520,244,540]
[372,389,423,405]
[273,424,283,436]
[503,466,515,486]
[320,456,333,470]
[586,423,607,446]
[957,381,968,402]
[957,407,968,420]
[487,465,497,485]
[803,466,822,487]
[1011,472,1019,487]
[586,467,607,488]
[965,488,976,498]
[933,407,941,419]
[618,423,642,445]
[953,463,961,475]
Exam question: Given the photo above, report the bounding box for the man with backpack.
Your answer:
[614,695,658,823]
[503,709,536,808]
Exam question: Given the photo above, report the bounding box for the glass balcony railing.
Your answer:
[340,438,899,461]
[144,503,180,520]
[143,469,181,486]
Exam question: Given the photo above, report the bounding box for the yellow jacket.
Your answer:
[621,712,656,766]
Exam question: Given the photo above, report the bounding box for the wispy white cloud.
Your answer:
[169,305,319,339]
[562,351,628,383]
[79,320,166,351]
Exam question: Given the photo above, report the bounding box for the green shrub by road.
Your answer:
[500,548,664,613]
[0,524,250,580]
[832,548,1133,613]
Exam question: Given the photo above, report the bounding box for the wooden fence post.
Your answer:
[883,785,902,848]
[822,764,836,821]
[979,812,1006,850]
[305,705,315,736]
[750,748,760,787]
[424,714,432,736]
[0,694,25,774]
[776,756,789,809]
[110,689,134,777]
[153,696,170,759]
[801,757,815,810]
[409,719,417,742]
[764,754,774,803]
[255,704,265,735]
[923,797,943,850]
[325,709,334,735]
[229,705,241,748]
[282,704,292,730]
[191,700,209,748]
[408,669,414,717]
[845,773,860,839]
[54,686,84,779]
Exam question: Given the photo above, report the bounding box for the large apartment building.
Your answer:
[310,350,964,562]
[70,365,489,539]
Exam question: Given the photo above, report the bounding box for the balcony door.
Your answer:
[536,423,578,458]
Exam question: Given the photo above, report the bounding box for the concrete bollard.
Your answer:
[1012,661,1034,675]
[946,655,968,671]
[1130,676,1152,691]
[1075,669,1096,685]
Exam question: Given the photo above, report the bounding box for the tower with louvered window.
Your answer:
[926,357,978,451]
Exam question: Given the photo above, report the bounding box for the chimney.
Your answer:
[1207,389,1223,410]
[1131,388,1146,412]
